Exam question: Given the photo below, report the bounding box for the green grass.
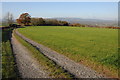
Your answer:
[14,31,73,78]
[18,26,118,77]
[2,29,18,78]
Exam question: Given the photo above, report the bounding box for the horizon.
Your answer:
[1,2,118,21]
[45,17,117,21]
[0,16,117,21]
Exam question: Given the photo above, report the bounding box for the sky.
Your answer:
[1,2,118,20]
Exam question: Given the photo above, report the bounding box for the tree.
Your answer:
[16,13,31,26]
[44,19,60,26]
[31,18,45,26]
[3,12,14,26]
[44,19,69,26]
[59,21,69,26]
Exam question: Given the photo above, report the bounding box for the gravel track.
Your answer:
[11,32,50,78]
[15,30,105,78]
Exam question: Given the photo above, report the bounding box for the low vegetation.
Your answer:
[18,26,118,77]
[14,31,74,78]
[2,29,18,78]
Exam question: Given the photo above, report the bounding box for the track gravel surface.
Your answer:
[11,33,50,78]
[15,30,105,78]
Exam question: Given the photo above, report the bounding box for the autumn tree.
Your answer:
[16,13,31,26]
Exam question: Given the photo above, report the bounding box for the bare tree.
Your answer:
[3,12,14,26]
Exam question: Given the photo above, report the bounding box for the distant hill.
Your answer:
[50,18,118,27]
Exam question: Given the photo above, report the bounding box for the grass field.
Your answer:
[18,26,118,77]
[14,31,73,78]
[2,29,18,78]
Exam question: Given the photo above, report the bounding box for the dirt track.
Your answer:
[11,33,50,78]
[14,30,105,78]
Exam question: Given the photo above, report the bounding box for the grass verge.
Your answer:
[2,29,18,78]
[14,30,74,78]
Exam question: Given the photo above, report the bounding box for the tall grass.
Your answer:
[2,29,18,78]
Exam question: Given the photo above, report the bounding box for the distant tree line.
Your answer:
[2,12,119,30]
[31,18,69,26]
[70,23,86,27]
[16,13,69,26]
[15,13,120,29]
